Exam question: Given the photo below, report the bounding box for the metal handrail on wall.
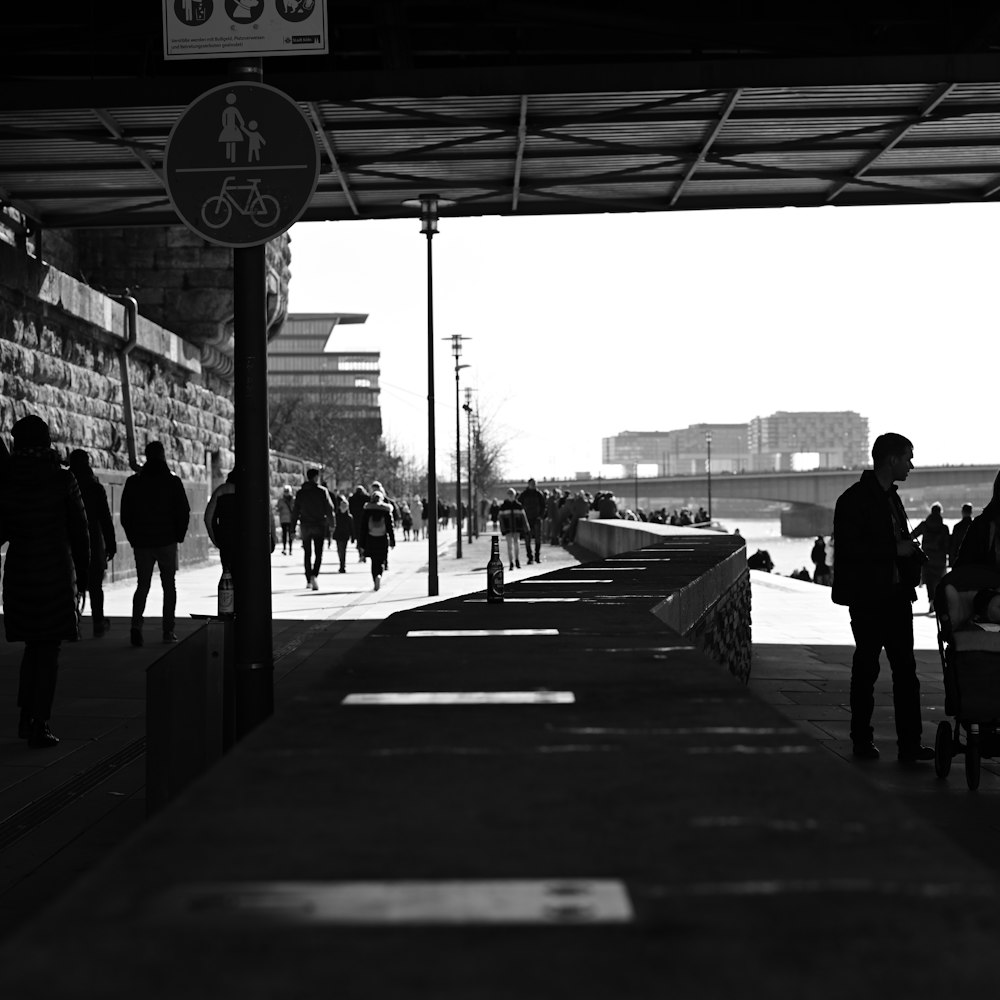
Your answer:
[109,292,141,473]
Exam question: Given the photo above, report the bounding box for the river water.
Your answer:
[713,515,964,578]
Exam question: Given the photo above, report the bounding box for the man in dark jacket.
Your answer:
[832,432,932,763]
[120,440,191,647]
[518,478,546,564]
[292,468,335,590]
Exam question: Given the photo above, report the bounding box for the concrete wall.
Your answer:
[576,518,751,683]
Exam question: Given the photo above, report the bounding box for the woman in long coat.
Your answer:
[69,449,117,637]
[0,415,89,747]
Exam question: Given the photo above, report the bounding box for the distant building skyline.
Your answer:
[603,411,870,475]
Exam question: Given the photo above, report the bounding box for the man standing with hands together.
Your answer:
[832,432,933,763]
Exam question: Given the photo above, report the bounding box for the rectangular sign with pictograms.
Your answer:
[163,0,328,60]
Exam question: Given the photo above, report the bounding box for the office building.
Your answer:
[267,312,380,426]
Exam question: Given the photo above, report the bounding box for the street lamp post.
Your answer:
[403,193,454,596]
[443,334,470,558]
[706,431,713,519]
[463,387,475,544]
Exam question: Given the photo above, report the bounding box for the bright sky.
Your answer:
[286,201,999,482]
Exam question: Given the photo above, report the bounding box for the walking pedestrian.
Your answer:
[545,489,562,545]
[120,440,191,647]
[810,535,831,585]
[276,484,295,555]
[291,468,335,590]
[358,490,395,591]
[333,497,355,573]
[832,432,933,762]
[68,449,117,637]
[400,500,413,541]
[910,503,949,613]
[0,415,89,748]
[949,503,974,567]
[348,485,370,562]
[203,469,276,573]
[498,488,530,569]
[518,477,546,564]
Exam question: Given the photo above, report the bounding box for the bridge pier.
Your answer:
[780,503,834,537]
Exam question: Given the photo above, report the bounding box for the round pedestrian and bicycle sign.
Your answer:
[165,81,319,248]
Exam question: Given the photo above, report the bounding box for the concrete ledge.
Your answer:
[0,242,202,376]
[577,519,747,634]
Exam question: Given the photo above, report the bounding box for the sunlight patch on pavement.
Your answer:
[406,628,560,637]
[342,691,575,705]
[151,879,634,925]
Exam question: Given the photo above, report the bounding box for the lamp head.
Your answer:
[402,193,455,234]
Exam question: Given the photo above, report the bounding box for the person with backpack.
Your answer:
[358,490,395,591]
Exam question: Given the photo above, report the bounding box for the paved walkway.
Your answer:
[1,545,999,997]
[0,531,578,938]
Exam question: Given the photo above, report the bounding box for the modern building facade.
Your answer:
[748,410,869,470]
[603,411,869,475]
[267,312,380,425]
[603,424,749,475]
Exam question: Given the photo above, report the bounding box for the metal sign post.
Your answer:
[165,70,319,738]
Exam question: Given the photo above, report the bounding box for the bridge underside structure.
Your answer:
[510,466,999,536]
[3,10,1000,230]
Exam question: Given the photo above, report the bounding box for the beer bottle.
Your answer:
[218,569,235,617]
[486,535,504,603]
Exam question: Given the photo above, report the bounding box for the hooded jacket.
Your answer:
[120,458,191,549]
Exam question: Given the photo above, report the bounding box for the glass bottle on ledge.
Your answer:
[486,535,504,604]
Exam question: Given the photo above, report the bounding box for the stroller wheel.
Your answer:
[966,730,981,790]
[935,721,952,778]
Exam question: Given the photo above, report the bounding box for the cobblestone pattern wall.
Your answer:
[687,572,753,684]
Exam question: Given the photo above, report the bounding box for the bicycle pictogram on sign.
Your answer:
[201,176,280,230]
[164,81,319,248]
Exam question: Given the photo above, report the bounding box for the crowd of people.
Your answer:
[5,415,1000,761]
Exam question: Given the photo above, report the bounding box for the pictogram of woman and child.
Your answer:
[218,92,265,163]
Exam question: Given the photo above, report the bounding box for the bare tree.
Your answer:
[268,395,406,495]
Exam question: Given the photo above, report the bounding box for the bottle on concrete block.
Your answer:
[486,536,504,603]
[218,570,234,617]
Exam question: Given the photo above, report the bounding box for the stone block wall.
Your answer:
[0,236,311,582]
[686,573,752,684]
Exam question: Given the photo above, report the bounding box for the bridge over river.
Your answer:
[490,465,999,536]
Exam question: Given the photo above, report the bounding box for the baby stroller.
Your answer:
[933,565,1000,789]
